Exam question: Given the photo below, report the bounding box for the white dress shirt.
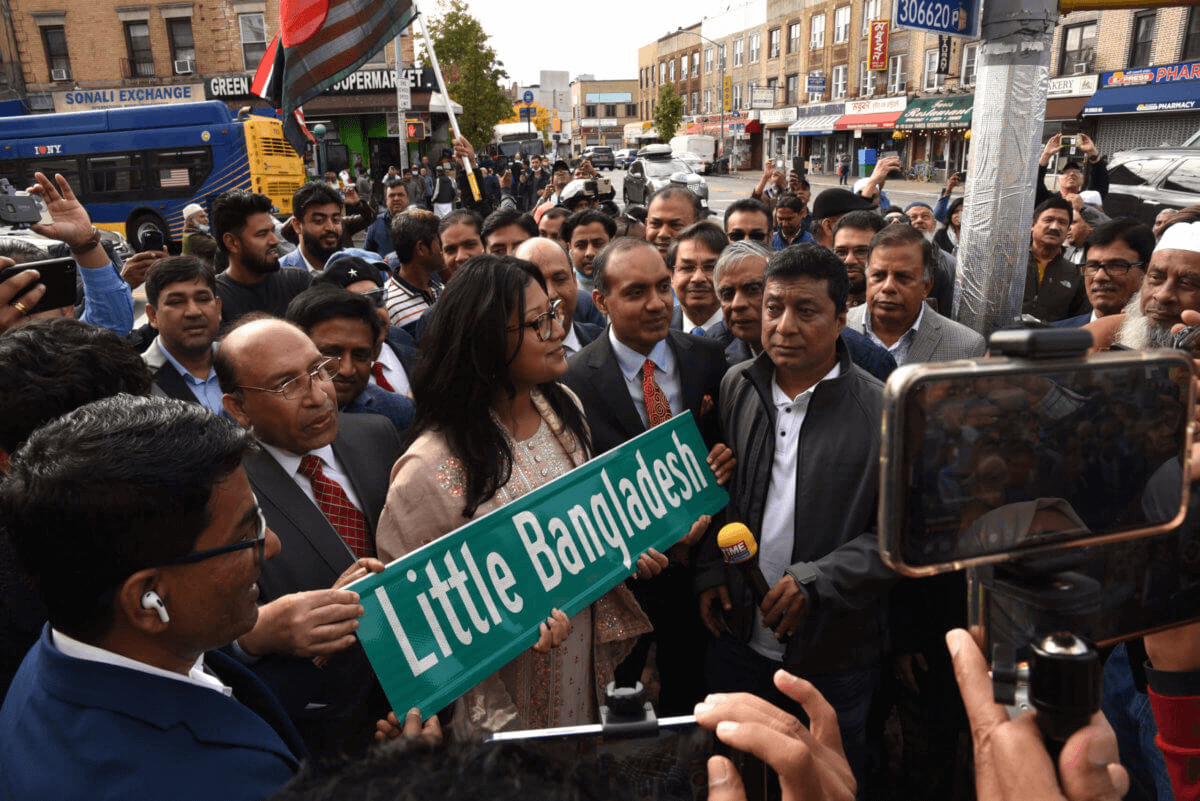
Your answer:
[372,340,413,395]
[749,362,841,661]
[51,629,232,696]
[258,441,365,515]
[562,324,584,357]
[681,307,724,335]
[608,328,683,428]
[863,301,926,367]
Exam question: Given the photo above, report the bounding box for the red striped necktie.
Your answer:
[299,454,373,558]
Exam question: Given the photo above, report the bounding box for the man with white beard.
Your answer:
[1115,221,1200,350]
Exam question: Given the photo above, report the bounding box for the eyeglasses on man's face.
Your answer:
[157,507,268,566]
[1080,260,1145,277]
[237,357,340,401]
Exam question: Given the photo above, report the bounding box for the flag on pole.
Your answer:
[253,0,418,155]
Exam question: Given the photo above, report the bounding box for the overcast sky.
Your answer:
[420,0,730,87]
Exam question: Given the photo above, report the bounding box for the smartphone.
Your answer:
[878,149,901,178]
[879,347,1193,575]
[139,229,164,252]
[1060,135,1078,148]
[0,256,77,315]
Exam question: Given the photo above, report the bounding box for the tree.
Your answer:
[500,101,552,146]
[420,0,513,151]
[652,84,685,142]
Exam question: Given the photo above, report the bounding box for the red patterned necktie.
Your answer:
[642,358,672,428]
[370,361,395,393]
[299,454,374,559]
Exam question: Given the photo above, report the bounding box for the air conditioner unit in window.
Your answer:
[1072,62,1088,75]
[174,60,195,75]
[50,68,69,81]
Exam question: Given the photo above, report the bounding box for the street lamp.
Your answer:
[313,122,327,176]
[675,27,727,174]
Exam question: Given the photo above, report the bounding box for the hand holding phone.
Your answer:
[0,256,76,317]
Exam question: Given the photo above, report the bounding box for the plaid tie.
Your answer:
[370,361,395,393]
[299,454,373,559]
[642,359,672,428]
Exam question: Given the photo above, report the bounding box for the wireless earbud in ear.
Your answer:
[141,591,170,624]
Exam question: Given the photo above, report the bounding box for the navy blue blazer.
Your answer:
[576,289,606,327]
[344,383,414,433]
[669,304,730,343]
[0,626,303,801]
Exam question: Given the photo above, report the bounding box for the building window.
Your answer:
[732,82,743,109]
[1060,22,1097,74]
[691,91,698,113]
[586,104,596,117]
[660,62,666,84]
[626,104,637,117]
[1129,12,1156,67]
[769,28,781,58]
[734,38,745,67]
[167,18,196,72]
[923,49,944,90]
[124,22,155,77]
[704,89,712,113]
[888,54,906,93]
[669,59,675,81]
[692,51,700,76]
[832,64,847,99]
[788,22,801,53]
[1185,8,1200,62]
[41,25,71,80]
[604,104,616,116]
[786,74,798,105]
[705,47,714,73]
[834,7,850,44]
[749,33,761,63]
[961,43,978,86]
[811,14,825,49]
[859,61,878,95]
[681,94,688,115]
[862,0,881,35]
[808,70,824,103]
[239,13,267,71]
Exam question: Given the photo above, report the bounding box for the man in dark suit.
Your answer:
[216,318,403,760]
[667,221,731,345]
[564,237,726,714]
[0,396,304,801]
[141,256,225,414]
[515,237,601,357]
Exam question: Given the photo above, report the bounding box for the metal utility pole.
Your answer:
[395,35,410,171]
[953,0,1057,334]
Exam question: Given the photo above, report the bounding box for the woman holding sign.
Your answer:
[377,255,672,738]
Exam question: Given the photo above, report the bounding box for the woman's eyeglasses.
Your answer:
[508,298,565,342]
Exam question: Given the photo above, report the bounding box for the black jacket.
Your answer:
[696,338,897,675]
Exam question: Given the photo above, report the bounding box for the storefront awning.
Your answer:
[1045,96,1088,121]
[788,114,842,136]
[744,120,762,134]
[895,95,973,131]
[834,110,903,131]
[1082,81,1200,115]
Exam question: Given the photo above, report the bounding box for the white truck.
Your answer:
[669,134,717,174]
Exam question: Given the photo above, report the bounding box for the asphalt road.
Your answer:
[603,167,953,219]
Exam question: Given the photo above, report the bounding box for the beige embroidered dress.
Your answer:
[376,387,651,738]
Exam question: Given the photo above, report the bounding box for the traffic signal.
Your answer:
[406,120,425,140]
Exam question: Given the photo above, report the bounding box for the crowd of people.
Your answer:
[0,128,1197,801]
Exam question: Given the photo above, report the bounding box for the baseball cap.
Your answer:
[812,188,877,220]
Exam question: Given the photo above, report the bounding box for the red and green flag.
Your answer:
[252,0,417,154]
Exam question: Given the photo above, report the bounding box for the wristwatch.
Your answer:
[69,226,102,256]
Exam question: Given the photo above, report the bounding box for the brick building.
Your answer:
[570,77,638,152]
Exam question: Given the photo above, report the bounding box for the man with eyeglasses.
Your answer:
[667,221,730,340]
[832,211,886,310]
[0,396,305,800]
[1113,220,1200,350]
[287,286,415,434]
[216,317,403,759]
[1054,219,1153,329]
[724,198,772,246]
[515,237,601,358]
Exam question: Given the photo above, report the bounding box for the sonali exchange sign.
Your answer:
[350,413,729,719]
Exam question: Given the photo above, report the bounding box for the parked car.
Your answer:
[672,151,707,174]
[1104,148,1200,227]
[582,146,615,170]
[613,148,637,169]
[623,144,710,207]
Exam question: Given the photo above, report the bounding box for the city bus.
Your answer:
[0,101,305,247]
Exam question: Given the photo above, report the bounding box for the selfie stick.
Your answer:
[416,10,482,202]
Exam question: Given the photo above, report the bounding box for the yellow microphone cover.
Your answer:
[717,522,757,564]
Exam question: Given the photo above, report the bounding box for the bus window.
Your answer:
[87,154,144,194]
[148,148,212,193]
[28,157,82,196]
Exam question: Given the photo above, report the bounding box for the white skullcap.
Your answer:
[1155,220,1200,254]
[182,203,204,220]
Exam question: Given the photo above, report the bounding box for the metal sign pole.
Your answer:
[417,8,480,201]
[395,35,409,171]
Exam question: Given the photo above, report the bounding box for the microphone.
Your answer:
[717,522,771,606]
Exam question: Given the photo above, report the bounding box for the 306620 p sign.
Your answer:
[894,0,978,38]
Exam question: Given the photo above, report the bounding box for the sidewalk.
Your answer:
[718,167,948,198]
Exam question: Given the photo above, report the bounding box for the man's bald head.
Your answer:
[215,318,340,454]
[515,237,579,331]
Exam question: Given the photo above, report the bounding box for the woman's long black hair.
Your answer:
[405,254,592,517]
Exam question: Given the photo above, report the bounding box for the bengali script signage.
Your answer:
[350,413,729,718]
[869,21,889,71]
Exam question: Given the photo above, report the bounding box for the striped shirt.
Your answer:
[385,274,442,329]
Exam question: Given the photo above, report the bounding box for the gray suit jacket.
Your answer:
[846,303,987,365]
[240,412,402,760]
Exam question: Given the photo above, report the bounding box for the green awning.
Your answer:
[895,95,974,131]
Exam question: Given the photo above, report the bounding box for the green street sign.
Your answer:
[349,412,728,719]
